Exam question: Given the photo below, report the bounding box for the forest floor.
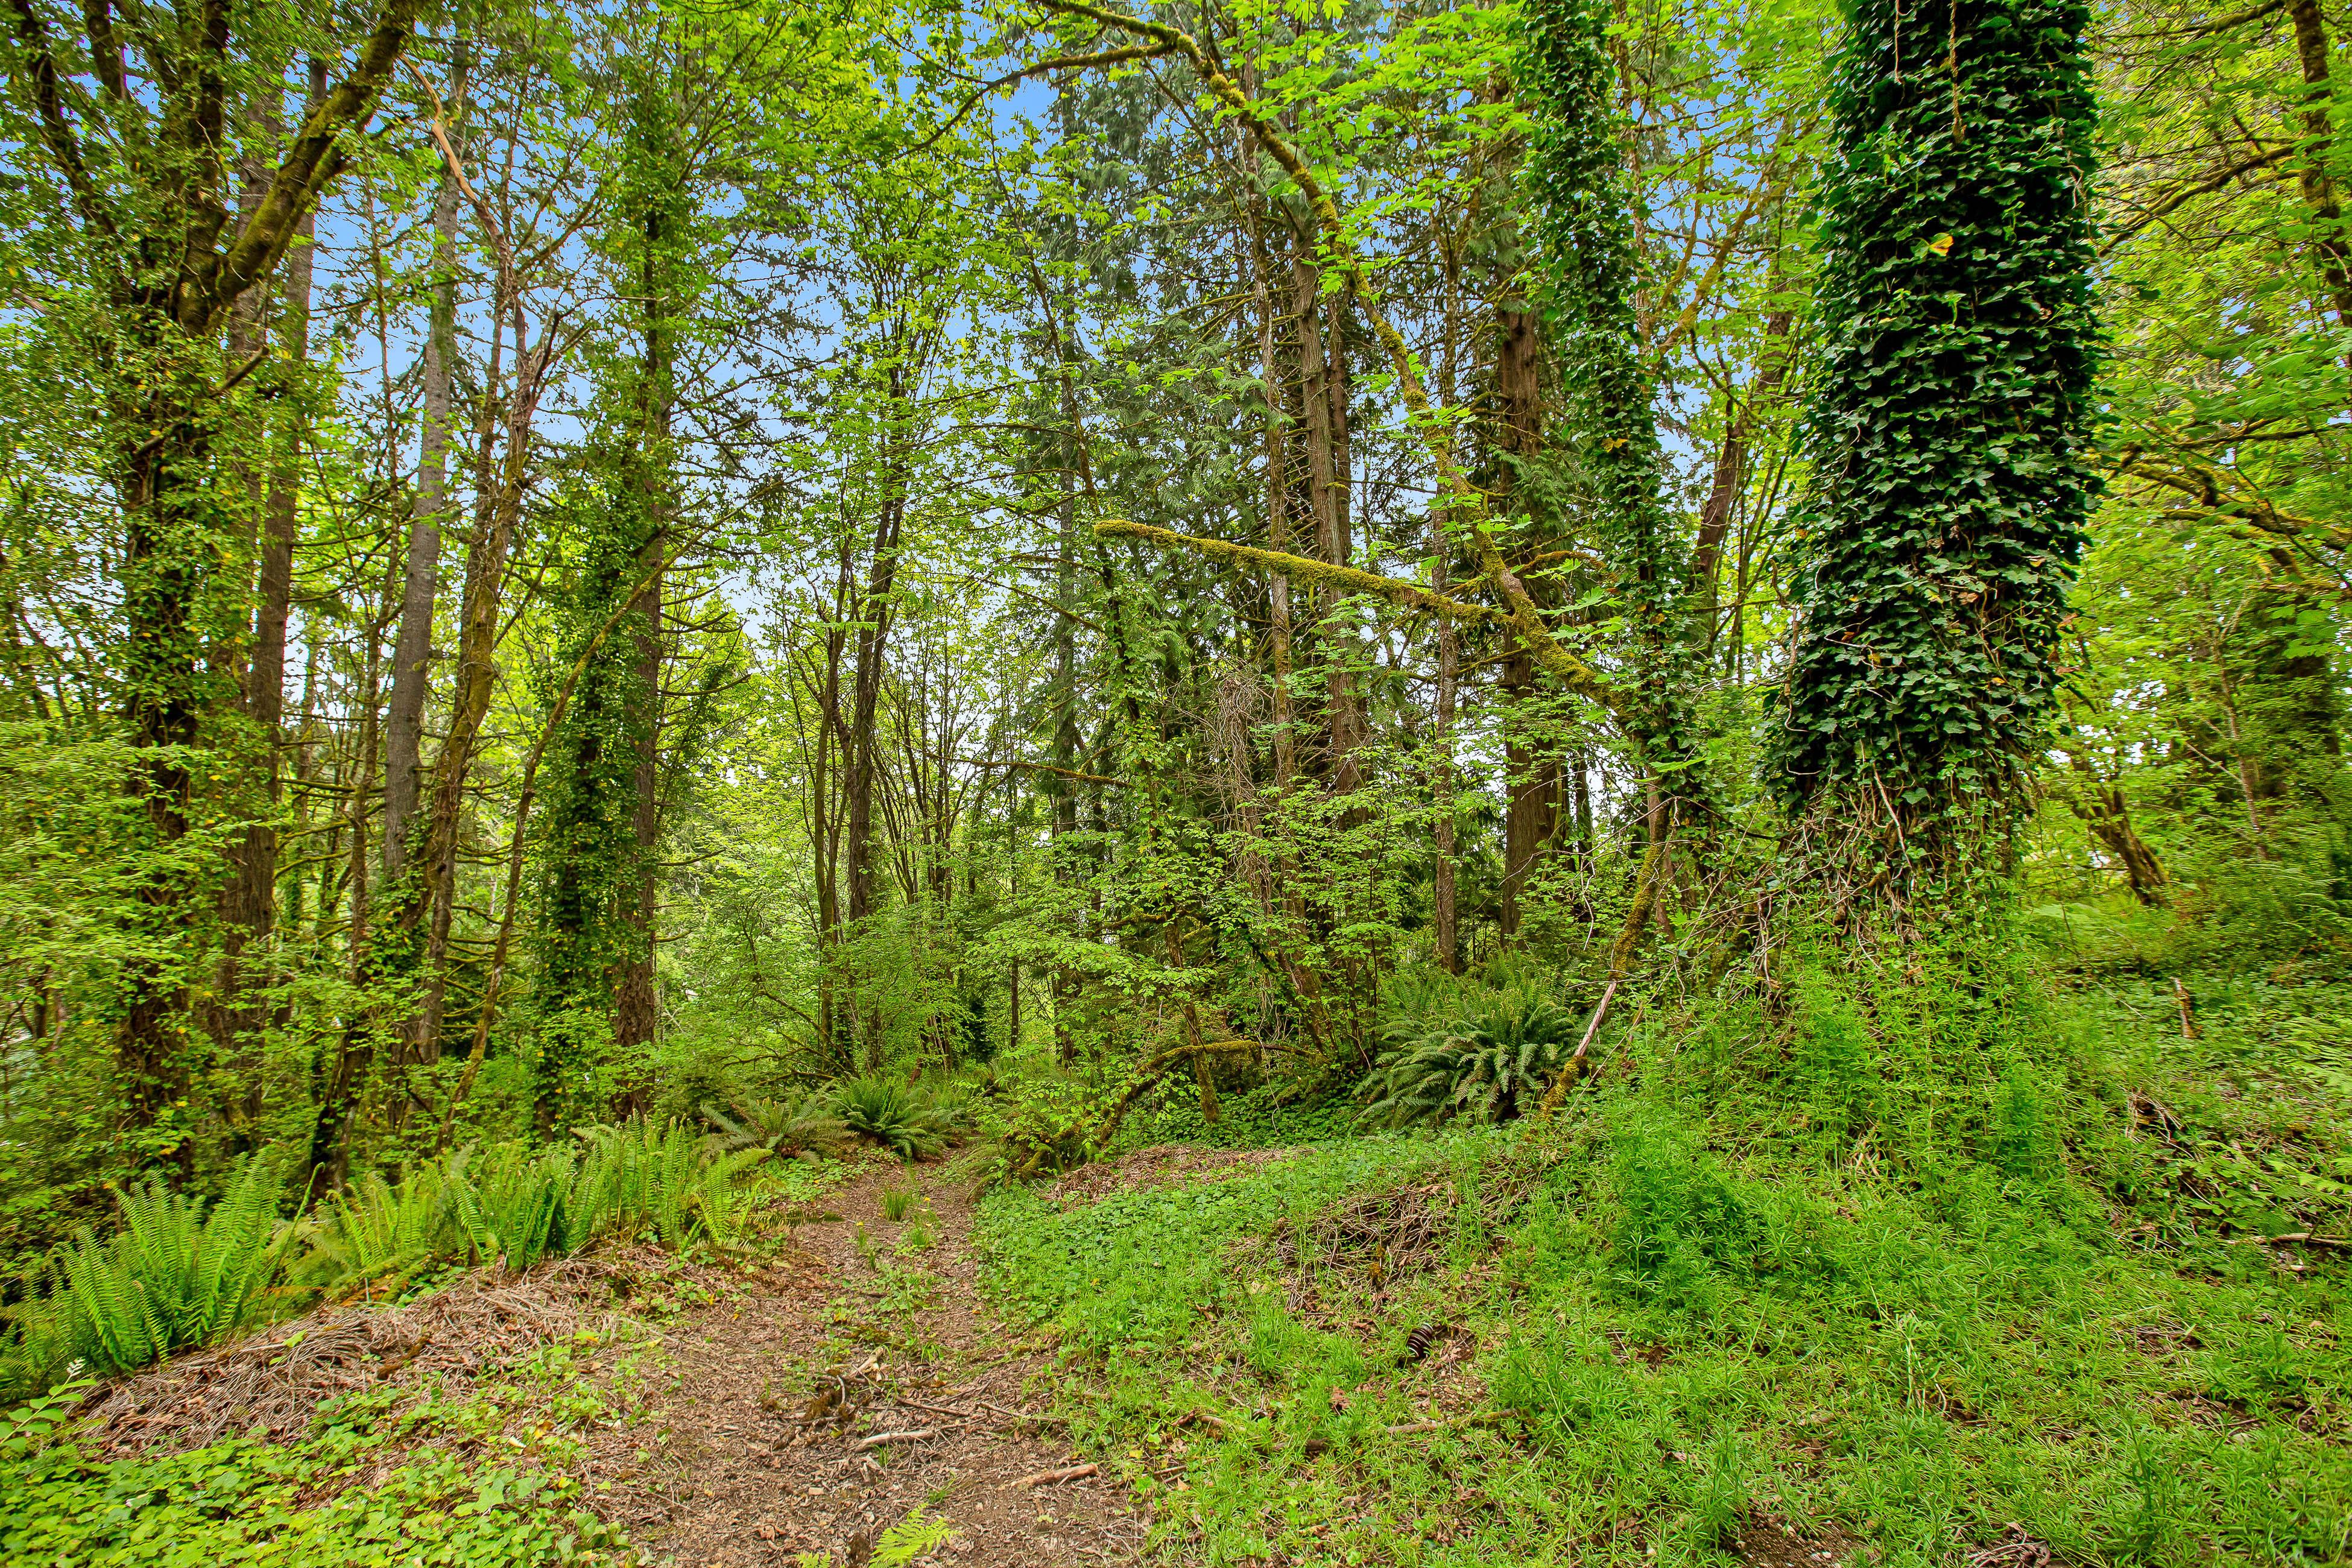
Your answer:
[54,1156,1157,1567]
[609,1159,1151,1566]
[41,1013,2351,1568]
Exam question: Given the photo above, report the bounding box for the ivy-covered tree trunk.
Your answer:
[1519,0,1702,967]
[1773,0,2099,886]
[2,0,419,1161]
[536,57,688,1128]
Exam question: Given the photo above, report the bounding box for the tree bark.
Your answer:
[2289,0,2352,330]
[1690,308,1793,655]
[846,357,912,1073]
[210,63,324,1139]
[613,139,677,1088]
[383,118,465,885]
[1490,301,1552,943]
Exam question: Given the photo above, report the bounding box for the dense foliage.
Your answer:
[0,0,2347,1554]
[1775,0,2102,871]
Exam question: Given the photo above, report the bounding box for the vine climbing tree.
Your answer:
[1517,0,1706,970]
[1775,0,2100,892]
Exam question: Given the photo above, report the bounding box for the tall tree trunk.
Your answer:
[613,146,677,1092]
[315,312,550,1190]
[1293,252,1364,795]
[846,361,912,1074]
[2289,0,2352,330]
[1051,355,1081,1069]
[212,63,324,1140]
[1491,302,1552,942]
[812,608,847,1070]
[1690,306,1793,657]
[310,582,391,1191]
[384,152,463,886]
[1430,541,1461,975]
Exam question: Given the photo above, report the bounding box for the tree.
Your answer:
[1,0,421,1157]
[1772,0,2100,897]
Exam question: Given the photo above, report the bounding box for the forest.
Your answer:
[0,0,2348,1561]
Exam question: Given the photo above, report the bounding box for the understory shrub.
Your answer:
[831,1075,966,1159]
[42,1159,288,1380]
[703,1090,852,1158]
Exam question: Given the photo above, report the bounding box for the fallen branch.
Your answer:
[856,1428,938,1450]
[1537,975,1619,1117]
[975,1399,1068,1427]
[1379,1412,1506,1436]
[1021,1462,1100,1486]
[890,1396,983,1423]
[2224,1231,2348,1247]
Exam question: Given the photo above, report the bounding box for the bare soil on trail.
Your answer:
[604,1162,1148,1567]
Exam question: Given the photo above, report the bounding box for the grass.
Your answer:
[975,959,2352,1567]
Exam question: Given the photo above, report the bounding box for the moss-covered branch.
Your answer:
[1037,1,1618,716]
[1097,520,1501,624]
[1092,520,1614,710]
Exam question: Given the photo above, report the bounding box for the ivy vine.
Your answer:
[1517,0,1704,801]
[1774,0,2101,863]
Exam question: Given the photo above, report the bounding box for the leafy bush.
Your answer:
[0,1119,779,1400]
[831,1076,964,1159]
[452,1144,581,1272]
[1358,984,1584,1126]
[574,1118,767,1249]
[297,1163,460,1294]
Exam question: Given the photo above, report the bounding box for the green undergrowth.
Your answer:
[0,1118,820,1399]
[0,1152,855,1564]
[1117,1078,1362,1152]
[977,954,2352,1567]
[0,1325,654,1566]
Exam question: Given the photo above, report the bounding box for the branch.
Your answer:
[909,41,1176,156]
[959,756,1128,788]
[1099,518,1504,622]
[1035,1,1619,715]
[1095,519,1616,709]
[7,0,116,236]
[214,0,422,318]
[2107,0,2284,40]
[2102,145,2294,253]
[84,0,125,99]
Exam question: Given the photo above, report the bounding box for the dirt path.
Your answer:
[604,1162,1147,1567]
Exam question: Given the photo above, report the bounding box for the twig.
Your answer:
[1021,1462,1099,1486]
[975,1399,1067,1427]
[856,1428,938,1450]
[1379,1412,1506,1436]
[2224,1231,2347,1247]
[891,1396,985,1423]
